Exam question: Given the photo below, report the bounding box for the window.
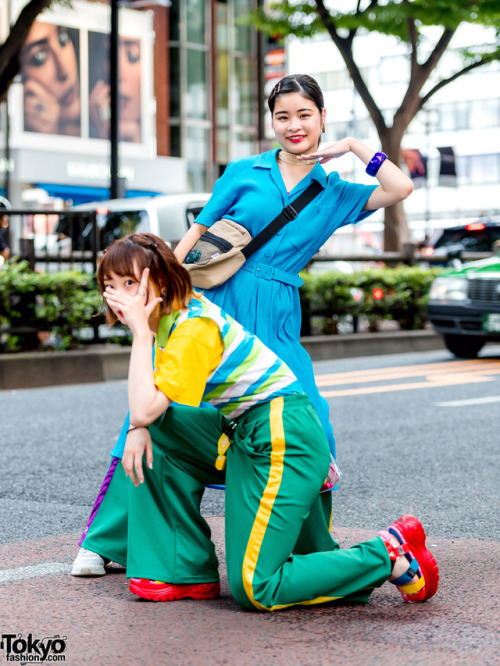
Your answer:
[186,49,207,120]
[460,154,500,185]
[187,0,206,44]
[234,56,255,126]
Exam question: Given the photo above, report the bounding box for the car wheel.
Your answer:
[443,334,485,359]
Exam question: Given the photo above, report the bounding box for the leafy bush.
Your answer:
[0,261,102,351]
[1,261,443,351]
[300,265,443,335]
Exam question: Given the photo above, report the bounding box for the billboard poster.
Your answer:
[88,32,142,143]
[21,22,81,136]
[11,0,152,149]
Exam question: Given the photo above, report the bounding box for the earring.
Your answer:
[321,122,326,134]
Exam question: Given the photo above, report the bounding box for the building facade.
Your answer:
[0,0,262,209]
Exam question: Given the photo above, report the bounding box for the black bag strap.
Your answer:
[241,180,324,260]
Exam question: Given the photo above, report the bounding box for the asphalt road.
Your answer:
[1,346,499,544]
[1,346,499,665]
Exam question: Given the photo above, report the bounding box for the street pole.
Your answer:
[110,0,119,199]
[425,109,431,240]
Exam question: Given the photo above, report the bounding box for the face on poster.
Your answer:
[88,31,142,143]
[21,21,81,136]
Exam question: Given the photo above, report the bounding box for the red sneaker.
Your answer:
[385,515,439,603]
[129,578,220,602]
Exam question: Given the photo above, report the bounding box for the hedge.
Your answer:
[299,265,443,335]
[0,261,102,351]
[0,262,442,351]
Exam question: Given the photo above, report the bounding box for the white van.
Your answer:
[56,192,211,251]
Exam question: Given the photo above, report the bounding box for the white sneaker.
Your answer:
[71,547,108,576]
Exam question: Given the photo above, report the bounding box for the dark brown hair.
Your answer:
[97,232,193,326]
[268,74,324,114]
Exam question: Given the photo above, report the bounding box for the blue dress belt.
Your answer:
[242,261,303,288]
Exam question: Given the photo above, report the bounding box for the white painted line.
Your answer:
[0,562,71,584]
[436,395,500,407]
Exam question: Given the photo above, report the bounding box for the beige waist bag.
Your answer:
[183,219,252,289]
[183,180,323,290]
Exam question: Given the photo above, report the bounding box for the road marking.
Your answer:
[315,359,500,385]
[316,358,500,397]
[0,562,71,584]
[436,395,500,407]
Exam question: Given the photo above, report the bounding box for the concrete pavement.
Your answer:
[1,521,498,665]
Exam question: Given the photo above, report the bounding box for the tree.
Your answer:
[250,1,500,250]
[0,0,59,104]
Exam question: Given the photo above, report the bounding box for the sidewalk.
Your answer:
[1,519,498,665]
[0,329,444,390]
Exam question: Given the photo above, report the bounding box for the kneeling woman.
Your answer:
[81,232,439,610]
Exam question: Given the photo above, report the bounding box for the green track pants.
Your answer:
[83,395,391,611]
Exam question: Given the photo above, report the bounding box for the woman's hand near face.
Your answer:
[298,138,352,164]
[89,79,111,139]
[103,268,161,336]
[24,79,61,134]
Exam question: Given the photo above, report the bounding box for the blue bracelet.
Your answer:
[365,152,387,177]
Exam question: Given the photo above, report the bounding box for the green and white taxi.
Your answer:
[427,253,500,358]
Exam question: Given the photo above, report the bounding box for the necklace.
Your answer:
[278,149,318,166]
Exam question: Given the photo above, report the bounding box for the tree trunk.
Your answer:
[380,134,411,251]
[0,0,52,102]
[383,201,410,251]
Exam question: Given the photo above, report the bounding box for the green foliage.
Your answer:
[244,1,500,99]
[0,261,102,351]
[299,265,443,334]
[247,1,500,43]
[0,262,446,351]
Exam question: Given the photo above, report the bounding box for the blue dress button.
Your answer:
[265,251,271,257]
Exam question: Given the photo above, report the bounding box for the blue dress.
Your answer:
[195,149,378,457]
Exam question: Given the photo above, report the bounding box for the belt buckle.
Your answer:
[256,263,273,280]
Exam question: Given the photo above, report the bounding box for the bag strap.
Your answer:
[241,180,324,260]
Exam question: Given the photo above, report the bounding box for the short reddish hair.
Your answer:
[97,232,193,326]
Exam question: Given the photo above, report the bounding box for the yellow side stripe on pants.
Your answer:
[241,397,342,611]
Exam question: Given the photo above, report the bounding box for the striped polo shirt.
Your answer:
[156,295,302,419]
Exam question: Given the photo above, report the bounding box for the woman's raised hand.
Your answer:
[298,137,353,164]
[103,268,161,335]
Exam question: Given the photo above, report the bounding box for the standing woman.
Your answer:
[175,74,413,458]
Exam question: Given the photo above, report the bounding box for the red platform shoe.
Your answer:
[129,578,220,602]
[379,514,439,603]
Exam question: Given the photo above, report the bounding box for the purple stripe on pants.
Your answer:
[78,457,120,546]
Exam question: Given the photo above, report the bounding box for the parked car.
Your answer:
[56,192,211,252]
[422,220,500,261]
[427,252,500,357]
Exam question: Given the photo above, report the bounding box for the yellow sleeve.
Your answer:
[153,317,223,407]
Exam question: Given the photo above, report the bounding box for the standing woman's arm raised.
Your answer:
[300,137,413,210]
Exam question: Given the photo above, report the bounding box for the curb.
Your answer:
[0,330,444,391]
[301,328,444,362]
[0,346,130,391]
